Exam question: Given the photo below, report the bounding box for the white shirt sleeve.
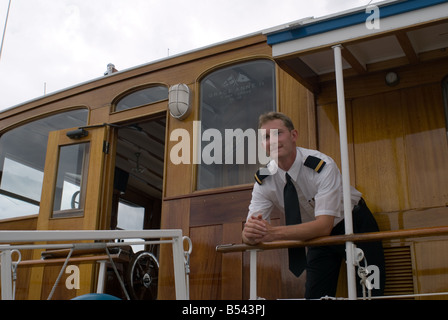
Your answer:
[313,161,343,218]
[247,183,274,221]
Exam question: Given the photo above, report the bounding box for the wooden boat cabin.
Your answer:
[1,0,448,300]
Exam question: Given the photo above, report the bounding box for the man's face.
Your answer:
[260,119,297,160]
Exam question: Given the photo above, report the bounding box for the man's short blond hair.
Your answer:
[258,112,295,131]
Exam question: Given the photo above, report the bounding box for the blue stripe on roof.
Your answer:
[267,0,448,45]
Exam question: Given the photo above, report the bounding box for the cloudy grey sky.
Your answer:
[0,0,381,111]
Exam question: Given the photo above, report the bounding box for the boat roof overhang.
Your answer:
[265,0,448,93]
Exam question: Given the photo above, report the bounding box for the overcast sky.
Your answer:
[0,0,381,111]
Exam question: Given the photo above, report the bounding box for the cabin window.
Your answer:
[197,59,276,190]
[114,85,169,112]
[0,109,88,220]
[443,76,448,139]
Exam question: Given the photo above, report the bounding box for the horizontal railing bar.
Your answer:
[0,239,175,252]
[216,226,448,253]
[16,254,122,267]
[0,229,182,243]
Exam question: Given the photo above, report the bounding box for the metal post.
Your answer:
[0,0,12,62]
[172,233,188,300]
[332,44,357,300]
[1,249,13,300]
[249,250,257,300]
[96,261,107,294]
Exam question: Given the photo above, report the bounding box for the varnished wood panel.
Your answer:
[400,84,448,209]
[158,198,190,300]
[164,97,196,198]
[221,222,243,299]
[352,91,409,213]
[189,225,223,300]
[189,189,252,227]
[375,207,448,232]
[350,83,448,214]
[316,103,341,166]
[0,215,37,230]
[316,57,448,216]
[316,101,356,185]
[278,67,317,149]
[414,239,448,299]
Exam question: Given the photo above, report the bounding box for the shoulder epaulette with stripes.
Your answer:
[304,156,326,173]
[254,168,269,185]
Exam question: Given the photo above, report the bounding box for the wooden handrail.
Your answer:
[216,226,448,253]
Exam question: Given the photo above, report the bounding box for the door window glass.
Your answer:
[52,143,90,217]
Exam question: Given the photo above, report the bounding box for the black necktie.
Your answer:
[284,173,307,277]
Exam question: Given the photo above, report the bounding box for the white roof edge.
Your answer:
[262,0,399,36]
[271,1,448,57]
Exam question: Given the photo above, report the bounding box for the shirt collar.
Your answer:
[278,147,302,183]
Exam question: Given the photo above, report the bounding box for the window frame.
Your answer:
[196,58,277,191]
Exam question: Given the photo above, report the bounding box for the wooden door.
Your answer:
[28,126,113,299]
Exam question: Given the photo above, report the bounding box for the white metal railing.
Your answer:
[0,229,189,300]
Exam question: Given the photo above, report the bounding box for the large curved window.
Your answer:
[115,85,168,112]
[197,59,276,190]
[0,109,88,220]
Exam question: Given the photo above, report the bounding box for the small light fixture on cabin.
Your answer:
[168,84,191,120]
[385,71,400,87]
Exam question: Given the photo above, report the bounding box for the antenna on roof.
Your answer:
[0,0,12,62]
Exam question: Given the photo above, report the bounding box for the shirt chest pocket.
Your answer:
[307,198,315,209]
[296,182,317,212]
[296,187,315,211]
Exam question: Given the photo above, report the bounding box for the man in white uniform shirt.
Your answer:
[242,112,385,299]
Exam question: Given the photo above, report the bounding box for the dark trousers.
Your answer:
[305,199,386,299]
